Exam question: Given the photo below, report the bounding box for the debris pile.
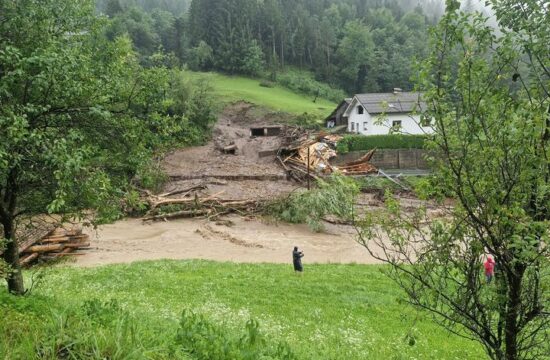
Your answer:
[141,185,260,222]
[18,227,90,266]
[277,134,377,182]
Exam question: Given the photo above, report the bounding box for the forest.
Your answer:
[97,0,447,94]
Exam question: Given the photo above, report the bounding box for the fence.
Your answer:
[332,149,430,170]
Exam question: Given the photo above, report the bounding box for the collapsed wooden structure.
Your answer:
[277,134,378,182]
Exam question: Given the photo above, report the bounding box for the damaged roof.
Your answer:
[354,92,425,114]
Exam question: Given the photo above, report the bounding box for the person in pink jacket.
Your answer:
[484,256,495,284]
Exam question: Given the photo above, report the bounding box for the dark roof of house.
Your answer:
[355,92,425,114]
[325,98,353,121]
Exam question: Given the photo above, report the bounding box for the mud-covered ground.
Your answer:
[76,215,380,267]
[161,102,297,199]
[74,103,437,267]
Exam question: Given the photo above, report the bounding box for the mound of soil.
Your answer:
[162,102,300,200]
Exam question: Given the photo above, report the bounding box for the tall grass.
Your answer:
[1,261,485,359]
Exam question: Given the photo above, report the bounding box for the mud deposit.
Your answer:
[76,215,379,267]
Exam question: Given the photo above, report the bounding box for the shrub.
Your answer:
[341,134,427,151]
[259,80,275,88]
[177,310,297,360]
[336,140,350,154]
[289,112,323,130]
[276,70,346,103]
[266,174,359,231]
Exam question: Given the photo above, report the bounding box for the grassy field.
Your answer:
[187,72,336,116]
[1,261,484,359]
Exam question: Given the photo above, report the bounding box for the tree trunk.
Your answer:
[2,217,25,295]
[504,268,522,360]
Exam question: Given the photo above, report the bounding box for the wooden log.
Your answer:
[20,253,39,266]
[27,244,64,253]
[143,209,210,222]
[65,229,82,236]
[69,234,90,241]
[41,237,71,244]
[63,242,90,249]
[150,191,226,209]
[42,234,70,239]
[158,185,207,198]
[48,247,74,257]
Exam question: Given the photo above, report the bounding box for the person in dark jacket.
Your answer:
[293,246,304,273]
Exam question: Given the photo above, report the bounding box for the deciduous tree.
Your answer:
[356,1,549,359]
[0,0,193,294]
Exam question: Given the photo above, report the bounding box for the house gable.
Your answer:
[343,97,364,117]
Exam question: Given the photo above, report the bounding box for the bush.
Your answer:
[266,174,359,231]
[289,112,323,130]
[341,134,427,151]
[276,70,346,103]
[259,80,275,88]
[177,310,297,360]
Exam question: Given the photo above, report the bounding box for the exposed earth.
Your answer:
[74,102,427,267]
[161,102,297,200]
[76,215,380,267]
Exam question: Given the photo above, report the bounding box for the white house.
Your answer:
[342,91,433,135]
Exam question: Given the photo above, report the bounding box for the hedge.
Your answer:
[339,134,427,153]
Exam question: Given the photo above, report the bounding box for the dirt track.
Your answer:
[76,216,380,267]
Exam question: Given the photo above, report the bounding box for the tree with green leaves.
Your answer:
[357,1,550,359]
[335,20,375,93]
[0,0,199,295]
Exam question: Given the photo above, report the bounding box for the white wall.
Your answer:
[346,101,371,134]
[348,108,434,135]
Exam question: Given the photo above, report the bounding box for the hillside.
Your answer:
[188,72,336,117]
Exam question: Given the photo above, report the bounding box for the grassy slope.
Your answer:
[188,71,336,116]
[1,261,483,359]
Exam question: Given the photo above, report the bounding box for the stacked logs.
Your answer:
[19,228,90,266]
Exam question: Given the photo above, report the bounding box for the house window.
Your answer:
[392,120,402,130]
[356,123,359,133]
[363,122,368,131]
[351,122,354,131]
[357,105,364,114]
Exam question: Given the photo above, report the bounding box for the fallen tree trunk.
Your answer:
[143,209,211,222]
[27,244,64,253]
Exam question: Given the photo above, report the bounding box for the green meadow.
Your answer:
[1,261,484,359]
[188,72,336,116]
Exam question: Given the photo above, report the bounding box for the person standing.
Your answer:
[292,246,304,273]
[484,256,495,284]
